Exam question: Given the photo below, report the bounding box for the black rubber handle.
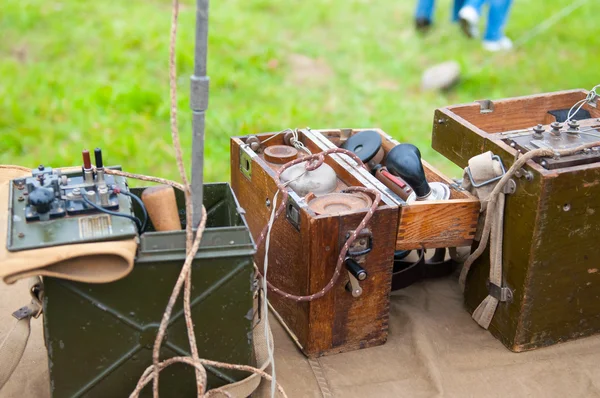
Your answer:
[385,144,431,198]
[345,258,367,281]
[29,187,54,214]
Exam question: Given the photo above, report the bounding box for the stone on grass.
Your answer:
[421,61,461,91]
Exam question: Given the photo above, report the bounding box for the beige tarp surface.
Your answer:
[2,274,600,398]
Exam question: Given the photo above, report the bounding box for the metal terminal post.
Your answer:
[566,120,580,136]
[98,186,110,207]
[95,148,106,185]
[85,190,96,204]
[82,150,94,184]
[550,122,562,137]
[532,124,545,140]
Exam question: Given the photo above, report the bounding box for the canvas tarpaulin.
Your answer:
[2,271,600,398]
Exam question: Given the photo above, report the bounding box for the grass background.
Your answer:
[1,0,599,183]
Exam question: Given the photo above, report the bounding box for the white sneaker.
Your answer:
[482,37,513,52]
[458,6,479,38]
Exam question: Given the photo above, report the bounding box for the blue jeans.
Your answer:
[415,0,466,22]
[415,0,513,41]
[464,0,513,41]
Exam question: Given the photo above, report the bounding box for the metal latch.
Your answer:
[286,199,301,230]
[239,148,253,180]
[345,229,373,257]
[466,155,506,188]
[487,280,513,302]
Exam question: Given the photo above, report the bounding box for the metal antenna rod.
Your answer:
[191,0,210,227]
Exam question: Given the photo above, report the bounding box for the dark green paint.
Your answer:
[434,108,600,352]
[43,183,256,397]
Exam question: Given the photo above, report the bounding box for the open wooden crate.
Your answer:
[308,128,480,250]
[431,89,600,351]
[230,128,480,357]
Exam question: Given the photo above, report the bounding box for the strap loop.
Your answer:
[466,155,506,187]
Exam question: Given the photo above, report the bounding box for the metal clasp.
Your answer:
[346,229,373,257]
[466,155,506,188]
[486,280,513,302]
[286,199,301,230]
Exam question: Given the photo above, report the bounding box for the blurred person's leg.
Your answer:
[458,0,485,38]
[483,0,513,51]
[415,0,435,32]
[452,0,467,21]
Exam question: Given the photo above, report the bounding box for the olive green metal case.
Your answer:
[42,183,256,397]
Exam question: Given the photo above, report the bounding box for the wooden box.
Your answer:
[309,128,480,250]
[431,89,600,351]
[230,128,479,356]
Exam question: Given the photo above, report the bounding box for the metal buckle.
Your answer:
[486,280,513,302]
[466,155,506,188]
[12,305,34,320]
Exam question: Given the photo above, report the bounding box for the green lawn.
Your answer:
[1,0,599,183]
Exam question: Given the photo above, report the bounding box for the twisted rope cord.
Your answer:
[254,147,379,302]
[104,169,185,191]
[125,0,290,396]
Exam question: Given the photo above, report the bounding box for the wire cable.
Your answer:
[81,194,143,232]
[119,190,149,232]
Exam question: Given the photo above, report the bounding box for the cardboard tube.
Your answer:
[141,185,182,231]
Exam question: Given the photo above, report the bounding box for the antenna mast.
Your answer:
[191,0,210,227]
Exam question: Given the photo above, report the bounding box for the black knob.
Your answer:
[341,130,382,163]
[385,144,431,198]
[345,258,367,281]
[29,187,54,214]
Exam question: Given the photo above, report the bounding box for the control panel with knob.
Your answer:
[7,148,139,251]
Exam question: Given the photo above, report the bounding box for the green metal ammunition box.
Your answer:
[42,183,256,397]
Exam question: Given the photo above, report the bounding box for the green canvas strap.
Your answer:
[0,277,43,392]
[458,152,509,329]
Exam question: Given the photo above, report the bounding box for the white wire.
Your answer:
[261,128,294,145]
[290,128,312,156]
[566,84,600,124]
[262,171,307,398]
[263,190,279,398]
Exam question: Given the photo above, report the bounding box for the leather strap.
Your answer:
[0,277,43,392]
[458,152,507,329]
